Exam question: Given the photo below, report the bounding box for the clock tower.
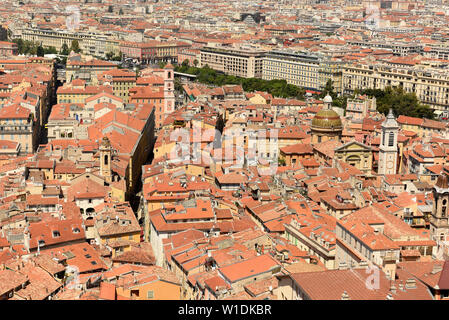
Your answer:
[378,109,399,175]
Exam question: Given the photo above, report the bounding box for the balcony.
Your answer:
[382,252,397,262]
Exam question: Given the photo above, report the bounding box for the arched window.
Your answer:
[104,154,109,166]
[442,199,447,217]
[388,132,394,147]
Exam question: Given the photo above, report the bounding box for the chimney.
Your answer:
[405,278,416,290]
[390,284,397,294]
[431,264,443,274]
[341,291,350,300]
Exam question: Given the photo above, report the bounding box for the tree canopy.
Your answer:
[359,86,434,119]
[175,64,305,99]
[70,40,81,54]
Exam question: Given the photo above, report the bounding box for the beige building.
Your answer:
[342,62,449,112]
[0,104,37,154]
[284,218,336,270]
[65,59,117,84]
[199,45,266,78]
[334,141,373,174]
[262,50,342,92]
[345,96,377,120]
[20,28,119,59]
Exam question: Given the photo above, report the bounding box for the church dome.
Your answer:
[312,108,342,130]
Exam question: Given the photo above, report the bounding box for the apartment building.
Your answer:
[342,62,449,112]
[335,205,436,280]
[0,104,37,154]
[98,68,137,103]
[262,50,342,92]
[20,28,119,58]
[347,39,422,57]
[119,41,190,64]
[65,59,117,84]
[0,41,18,56]
[178,48,200,65]
[345,95,377,120]
[199,45,266,78]
[57,81,114,104]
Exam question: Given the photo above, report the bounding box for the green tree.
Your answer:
[36,45,45,57]
[13,39,24,54]
[174,64,308,100]
[106,51,114,60]
[44,46,57,54]
[60,43,69,56]
[70,40,81,53]
[182,59,189,67]
[174,78,184,92]
[193,59,198,67]
[113,52,123,61]
[361,86,434,119]
[320,79,337,100]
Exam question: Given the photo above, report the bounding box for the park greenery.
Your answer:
[106,51,123,61]
[175,62,435,119]
[319,79,435,119]
[12,39,82,57]
[175,60,306,99]
[356,87,435,119]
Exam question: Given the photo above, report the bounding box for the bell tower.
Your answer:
[431,174,449,242]
[378,109,399,175]
[163,62,175,120]
[99,136,112,183]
